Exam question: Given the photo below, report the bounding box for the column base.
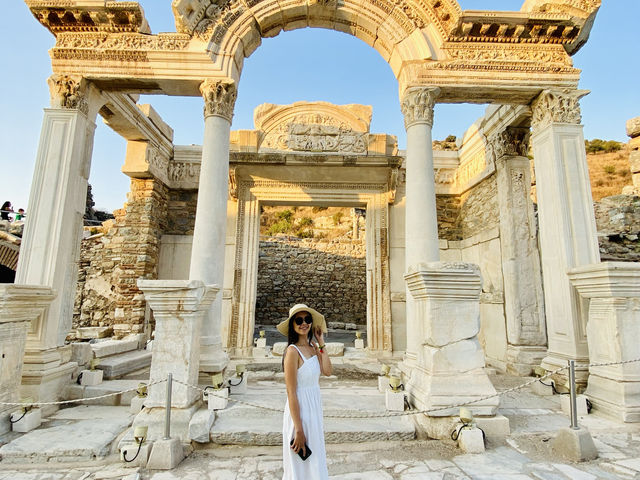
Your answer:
[541,353,589,390]
[586,374,640,423]
[506,345,548,376]
[21,346,76,416]
[134,403,201,443]
[405,365,499,417]
[199,344,229,374]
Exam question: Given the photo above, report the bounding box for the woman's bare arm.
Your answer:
[284,345,307,455]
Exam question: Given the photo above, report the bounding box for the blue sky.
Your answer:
[1,1,638,212]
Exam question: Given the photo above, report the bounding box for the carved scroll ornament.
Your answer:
[200,79,237,122]
[531,89,585,130]
[400,87,440,129]
[489,127,530,162]
[47,75,89,115]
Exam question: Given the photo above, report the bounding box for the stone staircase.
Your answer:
[207,381,415,446]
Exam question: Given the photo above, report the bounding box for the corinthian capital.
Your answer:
[488,127,530,162]
[401,87,440,129]
[47,75,89,115]
[200,79,237,122]
[530,89,587,131]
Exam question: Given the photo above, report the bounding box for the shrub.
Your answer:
[276,209,293,222]
[312,206,328,213]
[298,217,314,228]
[603,165,616,175]
[445,135,457,143]
[332,211,343,225]
[268,218,292,235]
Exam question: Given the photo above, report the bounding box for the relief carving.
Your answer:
[47,75,89,115]
[400,87,440,129]
[168,161,201,183]
[531,89,585,130]
[200,79,237,122]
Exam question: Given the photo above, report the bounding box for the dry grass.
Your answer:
[587,145,632,201]
[260,206,355,240]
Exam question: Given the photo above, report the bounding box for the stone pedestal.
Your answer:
[189,80,236,374]
[79,369,103,386]
[11,408,42,433]
[385,390,405,411]
[229,374,248,395]
[0,285,56,431]
[530,90,600,384]
[207,388,229,410]
[355,338,365,350]
[135,280,218,441]
[255,337,267,348]
[569,262,640,422]
[378,376,388,393]
[404,263,499,421]
[458,426,485,453]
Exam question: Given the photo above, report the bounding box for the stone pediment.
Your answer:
[253,102,372,154]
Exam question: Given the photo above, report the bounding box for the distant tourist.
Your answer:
[14,208,25,221]
[279,304,331,479]
[1,201,13,221]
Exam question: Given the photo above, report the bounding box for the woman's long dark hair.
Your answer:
[282,312,313,371]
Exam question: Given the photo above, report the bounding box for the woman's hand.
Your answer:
[291,428,307,456]
[314,326,324,346]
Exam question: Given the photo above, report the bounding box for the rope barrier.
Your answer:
[2,357,639,417]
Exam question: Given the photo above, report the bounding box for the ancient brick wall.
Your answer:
[436,195,462,241]
[255,237,367,327]
[595,194,640,261]
[458,174,500,238]
[166,190,198,235]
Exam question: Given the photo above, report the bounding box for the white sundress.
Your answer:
[282,344,329,480]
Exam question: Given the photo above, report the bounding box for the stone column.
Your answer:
[530,89,600,383]
[569,263,640,422]
[15,75,101,407]
[189,80,236,373]
[135,280,217,441]
[0,285,55,433]
[400,87,440,361]
[492,127,547,375]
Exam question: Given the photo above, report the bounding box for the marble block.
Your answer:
[119,442,151,467]
[561,394,589,417]
[532,380,554,396]
[355,339,365,349]
[147,438,185,470]
[378,376,389,392]
[189,408,215,443]
[80,369,103,386]
[130,396,146,414]
[229,373,248,395]
[458,427,485,453]
[255,337,267,348]
[272,342,287,356]
[11,408,42,433]
[385,390,405,411]
[208,388,229,410]
[252,346,268,358]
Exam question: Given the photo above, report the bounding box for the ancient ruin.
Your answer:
[4,0,640,472]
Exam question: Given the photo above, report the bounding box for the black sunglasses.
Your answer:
[294,315,313,326]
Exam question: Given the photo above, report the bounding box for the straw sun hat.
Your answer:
[277,303,328,336]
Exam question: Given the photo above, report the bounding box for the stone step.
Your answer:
[209,386,415,446]
[64,379,145,406]
[92,335,143,358]
[0,406,133,463]
[96,349,153,379]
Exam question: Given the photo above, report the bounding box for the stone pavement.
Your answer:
[3,370,640,479]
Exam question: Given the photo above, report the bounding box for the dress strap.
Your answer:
[289,344,306,362]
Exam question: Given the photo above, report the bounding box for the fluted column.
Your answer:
[189,79,236,373]
[530,89,600,384]
[400,87,440,361]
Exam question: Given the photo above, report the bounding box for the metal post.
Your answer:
[164,373,173,440]
[569,360,579,430]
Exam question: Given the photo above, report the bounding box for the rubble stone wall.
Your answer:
[458,174,500,239]
[255,236,367,327]
[436,195,462,241]
[595,195,640,262]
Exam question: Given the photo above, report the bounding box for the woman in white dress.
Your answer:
[278,304,332,480]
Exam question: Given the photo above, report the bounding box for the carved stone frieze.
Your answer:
[434,168,456,185]
[488,127,530,162]
[442,43,572,67]
[400,87,440,129]
[168,161,201,184]
[146,144,170,178]
[55,32,191,51]
[229,167,238,200]
[531,89,586,130]
[26,1,150,36]
[200,79,237,122]
[47,75,89,115]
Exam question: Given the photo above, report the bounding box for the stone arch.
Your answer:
[173,0,463,80]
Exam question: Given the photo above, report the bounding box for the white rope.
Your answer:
[0,379,164,408]
[3,357,639,414]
